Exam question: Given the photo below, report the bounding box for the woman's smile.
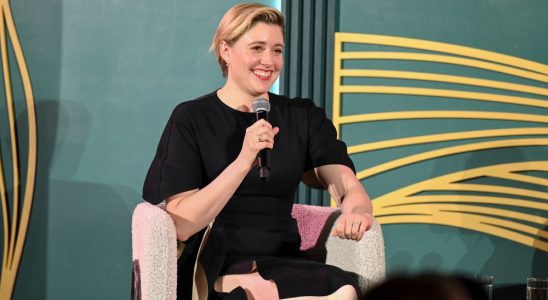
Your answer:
[253,69,273,81]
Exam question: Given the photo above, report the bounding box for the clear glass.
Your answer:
[527,278,548,300]
[467,275,493,300]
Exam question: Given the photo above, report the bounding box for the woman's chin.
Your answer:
[251,86,273,96]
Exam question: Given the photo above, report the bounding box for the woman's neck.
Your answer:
[217,84,269,113]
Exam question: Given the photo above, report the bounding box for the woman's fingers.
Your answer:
[351,221,361,239]
[332,217,354,240]
[252,120,278,146]
[255,127,279,145]
[332,219,346,239]
[331,213,372,241]
[252,119,273,130]
[345,218,354,239]
[239,122,279,167]
[356,226,367,241]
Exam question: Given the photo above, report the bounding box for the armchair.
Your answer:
[131,202,385,300]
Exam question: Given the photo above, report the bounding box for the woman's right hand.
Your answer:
[237,119,280,169]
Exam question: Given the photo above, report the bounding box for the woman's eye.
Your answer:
[274,49,283,55]
[252,46,263,52]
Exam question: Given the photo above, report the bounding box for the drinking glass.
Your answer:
[527,278,548,300]
[467,275,493,300]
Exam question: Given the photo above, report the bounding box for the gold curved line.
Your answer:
[493,172,548,187]
[347,128,548,154]
[332,34,344,134]
[0,2,19,270]
[4,0,37,258]
[422,208,547,240]
[338,52,548,83]
[437,161,548,186]
[4,0,37,260]
[339,86,548,108]
[0,145,8,272]
[0,2,11,292]
[369,162,548,249]
[0,7,11,295]
[381,212,547,243]
[378,203,547,227]
[339,111,548,125]
[0,1,37,298]
[339,70,548,97]
[374,214,548,251]
[434,183,548,201]
[371,161,548,205]
[356,139,548,180]
[336,33,548,75]
[375,195,548,212]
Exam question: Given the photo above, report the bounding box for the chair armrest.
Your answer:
[325,218,386,294]
[291,203,386,294]
[132,202,177,300]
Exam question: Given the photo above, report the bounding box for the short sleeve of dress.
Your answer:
[142,104,203,204]
[305,102,355,173]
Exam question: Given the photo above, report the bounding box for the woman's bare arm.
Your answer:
[313,164,373,241]
[166,119,279,241]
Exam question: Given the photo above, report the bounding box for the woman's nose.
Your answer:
[260,51,274,66]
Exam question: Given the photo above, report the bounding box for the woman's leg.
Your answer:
[215,274,357,300]
[282,284,358,300]
[214,272,280,300]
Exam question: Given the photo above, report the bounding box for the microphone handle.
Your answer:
[258,151,269,181]
[256,110,270,181]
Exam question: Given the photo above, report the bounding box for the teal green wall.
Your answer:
[2,0,546,299]
[338,0,547,297]
[6,1,275,299]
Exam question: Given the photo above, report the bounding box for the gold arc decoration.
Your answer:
[332,32,548,250]
[0,0,37,299]
[338,85,548,108]
[372,162,548,251]
[338,53,548,83]
[335,33,548,74]
[356,138,548,180]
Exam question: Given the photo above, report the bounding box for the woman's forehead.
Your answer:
[238,23,284,45]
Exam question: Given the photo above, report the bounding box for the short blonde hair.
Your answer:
[210,3,285,77]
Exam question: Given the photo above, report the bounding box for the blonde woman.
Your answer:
[143,3,373,299]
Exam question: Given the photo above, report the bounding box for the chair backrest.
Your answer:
[291,204,340,261]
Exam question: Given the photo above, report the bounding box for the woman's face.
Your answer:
[222,22,284,98]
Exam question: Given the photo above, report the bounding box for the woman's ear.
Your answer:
[220,40,231,65]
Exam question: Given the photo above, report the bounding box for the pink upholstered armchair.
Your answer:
[131,202,385,300]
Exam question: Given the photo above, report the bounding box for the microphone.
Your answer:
[252,98,271,181]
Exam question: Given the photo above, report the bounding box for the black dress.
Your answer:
[143,91,360,299]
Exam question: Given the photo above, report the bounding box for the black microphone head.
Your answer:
[252,98,270,113]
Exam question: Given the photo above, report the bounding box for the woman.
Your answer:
[143,3,373,299]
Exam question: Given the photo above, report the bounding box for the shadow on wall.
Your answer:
[464,148,537,300]
[495,222,548,300]
[12,100,138,299]
[531,224,548,277]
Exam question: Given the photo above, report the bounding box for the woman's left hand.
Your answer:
[331,210,373,241]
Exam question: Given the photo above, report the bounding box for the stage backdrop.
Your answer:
[335,0,547,297]
[0,0,545,299]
